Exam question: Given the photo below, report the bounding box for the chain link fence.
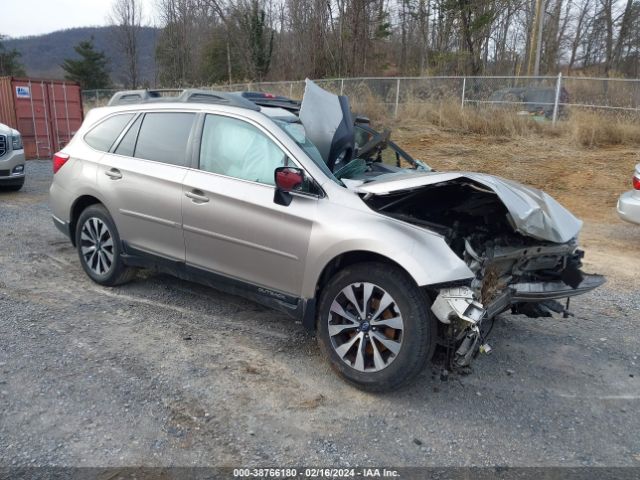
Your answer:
[83,75,640,122]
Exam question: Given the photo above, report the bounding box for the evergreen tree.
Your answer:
[61,38,110,89]
[0,35,26,76]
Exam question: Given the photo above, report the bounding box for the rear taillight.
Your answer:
[633,175,640,190]
[53,152,70,174]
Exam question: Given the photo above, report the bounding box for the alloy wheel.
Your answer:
[80,217,114,276]
[328,282,404,372]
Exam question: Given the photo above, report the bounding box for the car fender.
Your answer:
[301,206,474,299]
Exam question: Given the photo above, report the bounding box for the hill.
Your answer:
[5,26,159,87]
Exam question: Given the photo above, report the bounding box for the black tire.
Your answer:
[316,262,436,392]
[75,204,136,286]
[1,178,24,191]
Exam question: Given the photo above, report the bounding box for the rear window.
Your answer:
[134,112,195,166]
[84,114,134,152]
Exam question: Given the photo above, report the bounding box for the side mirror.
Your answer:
[274,167,304,206]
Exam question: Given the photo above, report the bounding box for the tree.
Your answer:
[240,0,274,80]
[109,0,144,88]
[156,0,197,87]
[0,35,26,76]
[151,0,640,82]
[61,38,111,89]
[446,0,499,75]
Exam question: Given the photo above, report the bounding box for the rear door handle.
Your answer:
[104,168,122,180]
[185,190,210,203]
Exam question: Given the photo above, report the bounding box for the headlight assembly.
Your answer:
[12,134,23,150]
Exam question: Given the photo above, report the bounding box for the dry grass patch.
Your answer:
[357,98,640,148]
[569,110,640,147]
[399,100,553,137]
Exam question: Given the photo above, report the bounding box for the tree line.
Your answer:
[152,0,640,86]
[2,0,640,89]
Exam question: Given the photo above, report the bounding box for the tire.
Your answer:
[316,262,436,392]
[75,204,136,286]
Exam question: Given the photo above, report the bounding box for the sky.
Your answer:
[3,0,156,38]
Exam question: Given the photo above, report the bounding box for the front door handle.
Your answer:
[104,168,122,180]
[185,190,210,203]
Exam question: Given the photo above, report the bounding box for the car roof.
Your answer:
[99,88,302,125]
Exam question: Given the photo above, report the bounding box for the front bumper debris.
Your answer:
[511,274,606,302]
[431,286,485,324]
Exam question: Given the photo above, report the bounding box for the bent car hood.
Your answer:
[355,171,582,244]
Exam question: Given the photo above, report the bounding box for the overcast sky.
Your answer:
[3,0,157,38]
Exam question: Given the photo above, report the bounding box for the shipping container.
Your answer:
[0,77,84,160]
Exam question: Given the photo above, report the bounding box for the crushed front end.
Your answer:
[360,175,605,369]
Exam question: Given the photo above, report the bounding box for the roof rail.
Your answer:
[106,89,261,111]
[249,98,301,112]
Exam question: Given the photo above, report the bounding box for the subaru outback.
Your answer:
[49,80,604,391]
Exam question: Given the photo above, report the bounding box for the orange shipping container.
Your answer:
[0,76,84,160]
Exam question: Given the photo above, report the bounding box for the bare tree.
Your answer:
[150,0,640,84]
[110,0,144,88]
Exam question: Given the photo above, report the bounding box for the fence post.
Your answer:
[461,77,466,109]
[340,78,344,95]
[95,90,98,106]
[289,82,293,98]
[394,78,401,118]
[552,72,562,125]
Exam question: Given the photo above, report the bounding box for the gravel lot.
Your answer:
[0,160,639,468]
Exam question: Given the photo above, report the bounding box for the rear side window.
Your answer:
[134,112,195,166]
[84,114,134,152]
[114,115,142,156]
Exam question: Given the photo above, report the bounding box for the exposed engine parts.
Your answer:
[431,286,485,325]
[364,179,605,371]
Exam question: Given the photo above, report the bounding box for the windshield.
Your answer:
[273,119,342,185]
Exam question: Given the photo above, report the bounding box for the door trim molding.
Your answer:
[120,208,181,229]
[182,223,299,260]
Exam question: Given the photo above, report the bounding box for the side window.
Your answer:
[134,112,195,166]
[199,114,286,185]
[114,115,142,156]
[84,114,134,152]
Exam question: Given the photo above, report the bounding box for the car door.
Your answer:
[181,113,318,297]
[96,111,196,262]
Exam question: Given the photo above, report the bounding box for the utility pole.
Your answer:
[527,0,545,75]
[226,36,232,84]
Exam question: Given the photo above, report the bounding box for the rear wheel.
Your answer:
[75,204,135,286]
[317,262,436,392]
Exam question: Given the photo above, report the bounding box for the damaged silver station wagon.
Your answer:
[50,80,604,391]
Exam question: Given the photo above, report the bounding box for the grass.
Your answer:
[400,101,552,137]
[568,110,640,147]
[354,93,640,148]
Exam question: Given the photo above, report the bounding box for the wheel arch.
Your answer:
[69,194,105,246]
[315,250,416,295]
[301,250,417,331]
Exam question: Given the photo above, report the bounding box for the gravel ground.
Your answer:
[0,160,639,468]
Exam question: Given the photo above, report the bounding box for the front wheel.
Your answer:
[316,262,436,392]
[75,204,135,286]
